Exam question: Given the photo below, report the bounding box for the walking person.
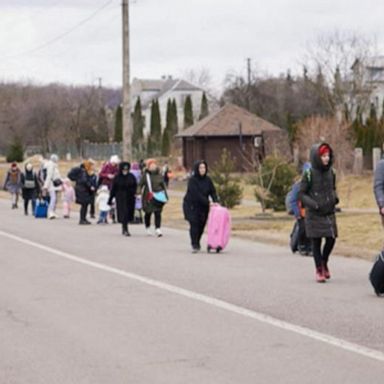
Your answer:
[68,160,97,225]
[139,159,168,237]
[300,143,339,283]
[21,162,40,215]
[61,178,75,219]
[108,162,137,236]
[162,161,170,188]
[3,162,22,209]
[373,157,384,228]
[183,160,218,253]
[42,154,62,219]
[96,185,110,224]
[99,155,120,223]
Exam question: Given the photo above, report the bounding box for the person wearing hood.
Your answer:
[108,162,137,236]
[300,143,339,283]
[21,162,40,215]
[138,159,168,237]
[3,162,22,209]
[42,154,62,219]
[183,160,218,253]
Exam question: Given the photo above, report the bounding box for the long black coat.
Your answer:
[68,166,96,205]
[183,161,218,224]
[109,172,137,224]
[300,143,338,239]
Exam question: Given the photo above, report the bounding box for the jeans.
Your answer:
[144,211,161,229]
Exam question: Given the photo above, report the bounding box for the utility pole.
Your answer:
[122,0,132,160]
[246,57,251,111]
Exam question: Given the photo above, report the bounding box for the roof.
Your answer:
[177,104,282,138]
[132,77,203,109]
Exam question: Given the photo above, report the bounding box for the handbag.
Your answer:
[146,174,168,204]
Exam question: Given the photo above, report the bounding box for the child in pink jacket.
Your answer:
[62,178,75,218]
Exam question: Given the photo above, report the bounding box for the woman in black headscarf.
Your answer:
[183,160,218,253]
[108,162,137,236]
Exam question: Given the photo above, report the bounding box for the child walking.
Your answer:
[62,178,75,218]
[3,162,22,209]
[96,185,110,224]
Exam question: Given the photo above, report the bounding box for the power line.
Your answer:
[0,0,115,61]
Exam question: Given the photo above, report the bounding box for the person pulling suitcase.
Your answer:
[183,160,218,253]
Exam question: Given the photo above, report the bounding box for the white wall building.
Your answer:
[131,77,205,136]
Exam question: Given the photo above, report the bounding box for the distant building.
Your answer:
[177,103,291,172]
[351,56,384,117]
[131,77,205,135]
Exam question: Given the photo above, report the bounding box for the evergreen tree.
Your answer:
[183,95,194,129]
[199,92,209,120]
[96,107,109,142]
[114,105,123,142]
[132,97,144,153]
[6,135,24,163]
[161,99,173,156]
[171,98,179,136]
[148,99,162,155]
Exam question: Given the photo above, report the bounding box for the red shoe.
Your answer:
[323,264,331,280]
[316,268,326,283]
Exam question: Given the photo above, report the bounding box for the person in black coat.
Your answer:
[108,162,137,236]
[300,142,339,283]
[21,163,40,215]
[68,160,97,225]
[183,160,218,253]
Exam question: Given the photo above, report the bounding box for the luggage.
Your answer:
[207,205,231,253]
[34,199,48,218]
[290,221,299,253]
[369,251,384,296]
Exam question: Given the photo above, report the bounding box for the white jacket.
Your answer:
[43,160,61,190]
[96,191,110,212]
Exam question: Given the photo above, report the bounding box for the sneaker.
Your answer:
[323,264,331,280]
[48,213,57,220]
[155,228,163,237]
[316,268,326,283]
[146,227,152,236]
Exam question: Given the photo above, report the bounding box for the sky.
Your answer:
[1,0,384,91]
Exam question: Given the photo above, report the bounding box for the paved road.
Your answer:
[1,198,384,383]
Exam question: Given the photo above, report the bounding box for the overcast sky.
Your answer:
[1,0,384,90]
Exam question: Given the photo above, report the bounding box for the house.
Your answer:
[351,56,384,117]
[131,77,204,135]
[177,103,291,172]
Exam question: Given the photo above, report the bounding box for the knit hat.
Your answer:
[50,154,59,163]
[319,144,330,156]
[110,155,120,164]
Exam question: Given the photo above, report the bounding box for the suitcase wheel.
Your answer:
[207,246,211,253]
[216,247,222,253]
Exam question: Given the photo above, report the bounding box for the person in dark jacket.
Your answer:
[300,143,339,283]
[3,162,22,209]
[373,158,384,227]
[183,160,218,253]
[138,159,168,237]
[68,160,97,225]
[21,162,40,215]
[108,162,137,236]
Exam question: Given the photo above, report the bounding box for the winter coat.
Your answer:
[21,170,40,200]
[43,160,61,190]
[183,161,218,223]
[96,190,110,212]
[68,166,97,205]
[299,143,338,238]
[3,168,22,194]
[108,168,137,223]
[139,169,168,214]
[99,162,119,190]
[374,159,384,210]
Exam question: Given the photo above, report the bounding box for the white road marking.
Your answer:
[1,229,384,363]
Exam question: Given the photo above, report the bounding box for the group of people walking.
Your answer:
[3,141,345,283]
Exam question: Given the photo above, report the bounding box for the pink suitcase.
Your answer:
[207,205,231,253]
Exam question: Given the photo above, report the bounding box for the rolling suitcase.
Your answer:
[207,205,231,253]
[369,251,384,296]
[34,199,48,218]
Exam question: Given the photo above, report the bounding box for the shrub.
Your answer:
[6,136,24,163]
[211,149,243,209]
[252,155,296,211]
